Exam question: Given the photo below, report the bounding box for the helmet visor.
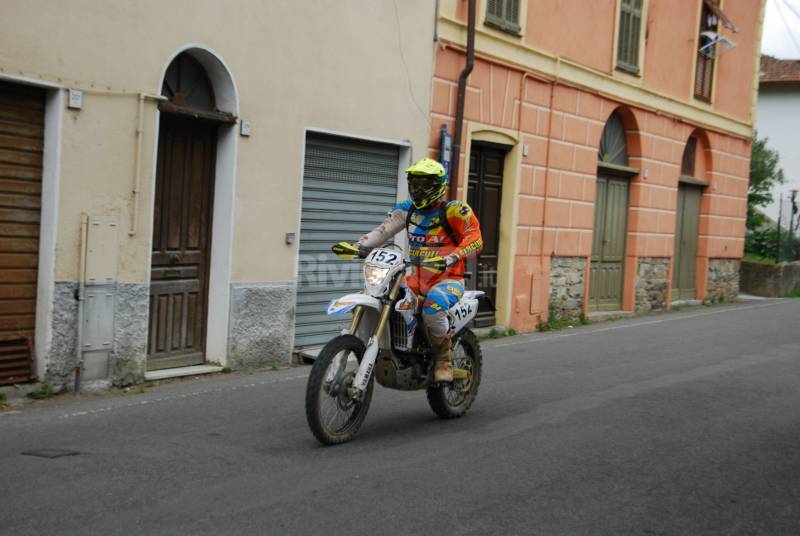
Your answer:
[408,175,441,205]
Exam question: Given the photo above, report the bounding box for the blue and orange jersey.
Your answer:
[397,199,483,293]
[358,198,483,294]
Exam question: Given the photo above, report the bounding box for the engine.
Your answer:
[374,352,428,391]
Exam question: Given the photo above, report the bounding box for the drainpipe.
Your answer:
[74,213,89,394]
[448,0,476,200]
[533,57,561,318]
[129,93,166,237]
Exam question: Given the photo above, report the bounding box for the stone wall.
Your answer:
[47,282,149,388]
[706,259,740,303]
[47,283,79,388]
[740,260,800,297]
[635,258,669,313]
[228,283,296,369]
[548,257,586,321]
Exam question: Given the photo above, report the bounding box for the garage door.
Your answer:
[295,133,399,348]
[0,81,45,384]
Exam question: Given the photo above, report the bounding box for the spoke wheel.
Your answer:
[305,335,374,445]
[426,329,482,419]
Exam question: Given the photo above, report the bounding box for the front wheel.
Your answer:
[427,329,482,419]
[305,335,374,445]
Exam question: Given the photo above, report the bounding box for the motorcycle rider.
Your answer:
[332,157,483,382]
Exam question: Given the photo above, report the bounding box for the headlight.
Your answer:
[363,263,390,287]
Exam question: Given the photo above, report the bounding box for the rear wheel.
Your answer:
[427,329,482,419]
[305,335,374,445]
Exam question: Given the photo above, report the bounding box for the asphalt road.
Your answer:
[2,299,799,536]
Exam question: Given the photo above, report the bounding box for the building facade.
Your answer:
[756,56,800,224]
[431,0,764,331]
[0,1,435,388]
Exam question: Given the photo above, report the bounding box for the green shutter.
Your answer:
[485,0,521,34]
[617,0,643,74]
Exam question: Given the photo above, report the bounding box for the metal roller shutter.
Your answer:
[295,133,399,348]
[0,81,45,384]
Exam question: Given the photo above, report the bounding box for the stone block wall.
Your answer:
[740,260,800,297]
[706,259,740,303]
[635,258,669,313]
[228,282,296,369]
[548,257,586,321]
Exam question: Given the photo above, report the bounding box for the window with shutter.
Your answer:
[485,0,521,35]
[694,3,717,101]
[616,0,644,74]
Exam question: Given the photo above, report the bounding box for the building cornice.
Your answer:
[438,15,753,139]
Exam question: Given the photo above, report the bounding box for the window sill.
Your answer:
[484,20,522,38]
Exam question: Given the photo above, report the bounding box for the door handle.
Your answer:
[168,253,182,264]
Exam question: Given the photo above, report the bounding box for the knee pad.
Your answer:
[423,309,449,339]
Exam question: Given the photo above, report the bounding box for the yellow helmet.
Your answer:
[405,158,447,209]
[405,157,446,177]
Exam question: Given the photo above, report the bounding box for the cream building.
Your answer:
[0,1,435,388]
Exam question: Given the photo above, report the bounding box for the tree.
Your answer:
[747,131,785,230]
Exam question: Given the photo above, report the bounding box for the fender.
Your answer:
[327,293,382,315]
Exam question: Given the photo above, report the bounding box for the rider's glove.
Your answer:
[420,254,459,273]
[331,242,371,259]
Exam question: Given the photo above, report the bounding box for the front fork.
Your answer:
[351,276,404,398]
[324,277,403,399]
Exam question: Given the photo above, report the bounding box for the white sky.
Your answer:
[761,0,800,59]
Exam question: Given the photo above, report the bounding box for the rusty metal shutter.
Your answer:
[295,133,399,348]
[0,81,44,384]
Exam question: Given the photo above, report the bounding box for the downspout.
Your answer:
[129,93,166,236]
[533,56,561,318]
[448,0,476,200]
[74,213,89,393]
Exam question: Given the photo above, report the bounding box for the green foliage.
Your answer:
[785,289,800,298]
[745,228,800,262]
[27,383,55,400]
[747,132,785,231]
[221,367,233,374]
[0,392,6,405]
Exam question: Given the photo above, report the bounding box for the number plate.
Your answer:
[365,248,402,268]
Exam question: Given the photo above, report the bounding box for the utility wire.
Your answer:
[393,0,432,128]
[775,0,800,56]
[780,0,800,21]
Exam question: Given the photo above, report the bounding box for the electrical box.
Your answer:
[85,219,119,285]
[240,119,252,137]
[68,89,83,110]
[82,287,115,352]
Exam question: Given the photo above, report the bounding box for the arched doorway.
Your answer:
[148,50,237,371]
[589,112,633,311]
[672,131,709,302]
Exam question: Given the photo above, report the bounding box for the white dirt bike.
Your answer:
[305,246,485,445]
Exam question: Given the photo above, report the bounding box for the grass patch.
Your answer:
[221,367,233,374]
[540,313,589,332]
[0,392,6,407]
[785,289,800,298]
[27,383,55,400]
[477,327,516,340]
[743,252,776,264]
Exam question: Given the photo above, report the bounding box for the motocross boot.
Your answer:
[430,334,453,383]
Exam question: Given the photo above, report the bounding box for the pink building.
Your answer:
[431,0,763,331]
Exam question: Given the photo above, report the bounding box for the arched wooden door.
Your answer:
[148,53,222,371]
[589,113,631,312]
